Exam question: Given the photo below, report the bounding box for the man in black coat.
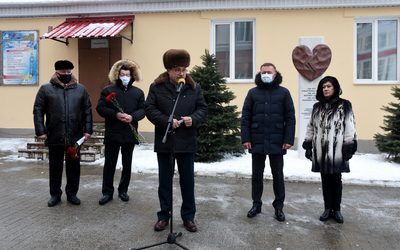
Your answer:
[241,63,295,222]
[145,49,207,232]
[33,60,93,207]
[96,59,145,205]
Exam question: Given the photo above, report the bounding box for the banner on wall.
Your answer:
[1,30,38,85]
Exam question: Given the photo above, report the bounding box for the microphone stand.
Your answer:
[133,82,189,250]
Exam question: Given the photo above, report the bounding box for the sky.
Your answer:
[1,138,400,187]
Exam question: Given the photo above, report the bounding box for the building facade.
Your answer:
[1,0,399,152]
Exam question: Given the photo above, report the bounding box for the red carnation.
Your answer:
[105,92,117,103]
[66,146,79,160]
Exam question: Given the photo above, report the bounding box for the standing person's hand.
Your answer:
[181,116,192,127]
[37,134,47,140]
[84,133,91,141]
[243,142,252,150]
[282,144,292,150]
[172,118,182,129]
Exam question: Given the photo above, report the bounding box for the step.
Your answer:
[26,142,104,155]
[18,148,101,162]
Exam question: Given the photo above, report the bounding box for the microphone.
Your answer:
[177,78,186,92]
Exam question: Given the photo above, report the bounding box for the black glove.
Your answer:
[305,149,312,161]
[302,140,312,150]
[342,143,355,161]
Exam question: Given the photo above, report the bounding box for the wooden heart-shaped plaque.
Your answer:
[292,44,332,81]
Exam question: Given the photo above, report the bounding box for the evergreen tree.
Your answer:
[190,50,244,162]
[374,86,400,162]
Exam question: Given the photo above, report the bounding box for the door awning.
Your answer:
[41,15,134,45]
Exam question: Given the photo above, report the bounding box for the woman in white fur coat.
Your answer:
[302,76,357,224]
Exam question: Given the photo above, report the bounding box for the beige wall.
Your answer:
[1,7,399,142]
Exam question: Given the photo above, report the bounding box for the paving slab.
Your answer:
[0,151,399,249]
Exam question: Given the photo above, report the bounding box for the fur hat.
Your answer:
[54,60,74,70]
[163,49,190,69]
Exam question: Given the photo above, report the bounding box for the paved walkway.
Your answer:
[0,151,399,249]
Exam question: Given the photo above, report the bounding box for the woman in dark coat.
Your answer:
[302,76,357,223]
[96,59,145,205]
[145,49,207,233]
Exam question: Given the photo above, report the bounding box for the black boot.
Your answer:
[319,209,331,221]
[247,205,261,218]
[48,195,61,207]
[333,211,344,223]
[275,209,285,222]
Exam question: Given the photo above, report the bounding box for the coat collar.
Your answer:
[153,71,196,89]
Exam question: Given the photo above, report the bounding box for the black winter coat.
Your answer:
[145,72,207,153]
[96,81,145,144]
[33,74,93,146]
[241,72,296,155]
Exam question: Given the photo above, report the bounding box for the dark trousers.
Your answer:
[251,153,285,210]
[321,173,342,211]
[102,143,135,196]
[157,152,195,222]
[48,145,80,197]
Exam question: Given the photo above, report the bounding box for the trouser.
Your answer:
[321,173,342,211]
[102,143,135,195]
[251,153,285,210]
[48,145,80,197]
[157,152,195,222]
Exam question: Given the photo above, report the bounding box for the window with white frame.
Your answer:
[212,20,255,81]
[355,18,399,83]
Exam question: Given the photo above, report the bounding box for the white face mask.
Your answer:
[261,73,274,83]
[120,76,131,86]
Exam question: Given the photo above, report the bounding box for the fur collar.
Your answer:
[50,73,77,89]
[153,72,196,89]
[255,71,282,89]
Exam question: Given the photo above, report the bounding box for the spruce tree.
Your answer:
[190,50,244,162]
[374,86,400,162]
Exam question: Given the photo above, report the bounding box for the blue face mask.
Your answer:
[261,73,274,84]
[120,76,131,86]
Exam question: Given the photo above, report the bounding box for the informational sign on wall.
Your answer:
[1,30,39,85]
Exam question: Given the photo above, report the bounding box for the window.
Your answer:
[355,18,399,83]
[212,20,255,82]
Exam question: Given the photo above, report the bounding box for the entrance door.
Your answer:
[78,38,122,122]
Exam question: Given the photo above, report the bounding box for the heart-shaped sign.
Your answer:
[292,44,332,81]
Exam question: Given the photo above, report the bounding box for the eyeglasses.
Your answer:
[172,67,187,74]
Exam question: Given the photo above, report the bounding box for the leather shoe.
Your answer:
[319,209,331,221]
[118,192,129,202]
[275,209,285,222]
[183,220,197,232]
[47,195,61,207]
[67,195,81,205]
[333,211,344,223]
[99,195,113,205]
[154,220,169,231]
[247,205,261,218]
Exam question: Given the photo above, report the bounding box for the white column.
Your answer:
[297,36,324,158]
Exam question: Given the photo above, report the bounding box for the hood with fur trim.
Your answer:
[255,71,282,89]
[108,59,141,84]
[153,72,196,89]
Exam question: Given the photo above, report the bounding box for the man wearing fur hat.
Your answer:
[145,49,207,232]
[33,60,93,207]
[96,60,145,205]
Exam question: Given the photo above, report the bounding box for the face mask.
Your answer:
[58,74,72,84]
[261,73,274,84]
[120,76,131,86]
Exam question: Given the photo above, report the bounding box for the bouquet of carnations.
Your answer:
[105,92,143,143]
[66,136,85,160]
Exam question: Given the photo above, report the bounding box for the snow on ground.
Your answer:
[1,138,399,187]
